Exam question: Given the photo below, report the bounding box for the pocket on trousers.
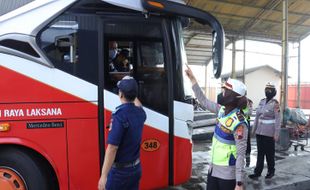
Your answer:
[106,169,127,190]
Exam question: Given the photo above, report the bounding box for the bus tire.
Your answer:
[0,147,54,190]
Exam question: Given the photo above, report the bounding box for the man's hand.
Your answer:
[98,175,107,190]
[185,64,197,85]
[235,184,243,190]
[134,98,142,107]
[274,135,279,142]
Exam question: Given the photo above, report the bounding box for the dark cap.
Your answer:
[117,76,138,96]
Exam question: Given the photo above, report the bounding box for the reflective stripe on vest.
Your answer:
[259,119,275,124]
[213,131,235,145]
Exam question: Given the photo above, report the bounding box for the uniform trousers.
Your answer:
[207,170,236,190]
[246,125,251,155]
[254,134,275,175]
[106,164,141,190]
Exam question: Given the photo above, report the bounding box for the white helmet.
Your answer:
[265,82,276,89]
[222,78,247,97]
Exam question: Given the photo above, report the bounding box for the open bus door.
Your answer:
[100,15,171,188]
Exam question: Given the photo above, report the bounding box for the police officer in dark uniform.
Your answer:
[98,76,146,190]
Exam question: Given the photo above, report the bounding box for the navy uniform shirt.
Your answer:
[108,102,146,163]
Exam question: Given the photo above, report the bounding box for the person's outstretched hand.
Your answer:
[185,64,197,85]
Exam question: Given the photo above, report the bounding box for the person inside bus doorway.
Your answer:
[108,41,119,71]
[113,49,131,72]
[98,76,146,190]
[248,82,280,180]
[185,66,248,190]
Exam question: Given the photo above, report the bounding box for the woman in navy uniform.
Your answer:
[249,82,280,179]
[98,76,146,190]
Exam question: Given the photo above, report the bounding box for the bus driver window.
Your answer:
[107,41,133,91]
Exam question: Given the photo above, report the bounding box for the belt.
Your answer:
[112,158,140,169]
[259,119,275,124]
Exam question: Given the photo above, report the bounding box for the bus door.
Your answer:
[101,16,171,189]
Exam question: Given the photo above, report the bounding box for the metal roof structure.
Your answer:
[187,0,310,42]
[184,0,310,66]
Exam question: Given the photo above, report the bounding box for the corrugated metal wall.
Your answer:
[288,84,310,109]
[0,0,34,16]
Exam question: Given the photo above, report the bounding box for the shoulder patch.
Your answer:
[109,119,113,131]
[234,125,244,140]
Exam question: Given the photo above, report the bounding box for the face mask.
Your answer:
[217,91,236,106]
[109,49,117,60]
[265,89,276,99]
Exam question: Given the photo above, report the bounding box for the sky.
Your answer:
[191,33,310,88]
[221,37,310,84]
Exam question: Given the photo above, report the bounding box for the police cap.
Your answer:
[265,82,276,89]
[117,76,138,97]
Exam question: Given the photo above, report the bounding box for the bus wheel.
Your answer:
[0,167,26,190]
[0,147,52,190]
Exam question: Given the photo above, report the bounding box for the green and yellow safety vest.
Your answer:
[211,107,247,166]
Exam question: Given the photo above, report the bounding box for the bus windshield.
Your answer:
[176,21,192,98]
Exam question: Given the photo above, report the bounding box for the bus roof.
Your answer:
[0,0,185,37]
[103,0,185,12]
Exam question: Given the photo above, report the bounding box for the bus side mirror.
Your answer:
[212,31,223,78]
[55,34,78,64]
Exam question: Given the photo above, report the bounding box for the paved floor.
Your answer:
[162,137,310,190]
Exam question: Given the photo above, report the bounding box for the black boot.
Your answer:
[265,172,274,179]
[248,173,261,180]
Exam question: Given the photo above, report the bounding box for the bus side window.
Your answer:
[38,16,98,85]
[137,41,168,114]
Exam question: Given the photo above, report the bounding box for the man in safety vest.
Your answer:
[186,66,248,190]
[249,82,280,180]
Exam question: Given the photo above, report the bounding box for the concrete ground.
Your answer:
[245,154,310,190]
[163,135,310,190]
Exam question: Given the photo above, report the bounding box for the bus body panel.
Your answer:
[67,119,100,190]
[174,135,192,185]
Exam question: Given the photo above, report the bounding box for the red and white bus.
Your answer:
[0,0,224,189]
